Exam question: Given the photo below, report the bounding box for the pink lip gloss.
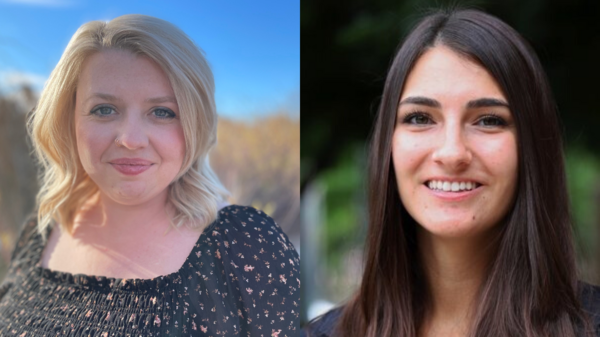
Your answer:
[111,164,152,176]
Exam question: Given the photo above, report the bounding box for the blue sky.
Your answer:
[0,0,299,120]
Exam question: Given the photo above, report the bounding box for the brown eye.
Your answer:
[402,112,433,125]
[476,115,507,127]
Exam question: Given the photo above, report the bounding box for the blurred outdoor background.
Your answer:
[301,0,600,325]
[0,0,299,280]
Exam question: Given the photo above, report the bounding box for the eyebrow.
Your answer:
[145,96,177,104]
[466,98,509,109]
[399,96,510,109]
[85,93,177,104]
[399,96,440,108]
[86,93,123,104]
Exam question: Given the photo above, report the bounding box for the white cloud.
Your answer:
[0,0,74,7]
[0,70,47,93]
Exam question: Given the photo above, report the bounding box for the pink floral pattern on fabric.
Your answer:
[0,205,300,336]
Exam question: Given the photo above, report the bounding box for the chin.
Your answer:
[101,183,152,203]
[418,218,493,240]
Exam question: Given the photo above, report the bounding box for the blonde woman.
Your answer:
[0,15,300,336]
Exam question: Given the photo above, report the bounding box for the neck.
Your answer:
[418,228,498,336]
[71,189,174,239]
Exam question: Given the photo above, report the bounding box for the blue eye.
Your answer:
[153,108,176,119]
[90,106,115,117]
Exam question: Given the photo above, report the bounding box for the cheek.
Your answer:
[479,135,518,178]
[475,134,519,201]
[75,120,113,172]
[391,131,430,179]
[391,131,432,206]
[155,125,186,168]
[504,137,519,192]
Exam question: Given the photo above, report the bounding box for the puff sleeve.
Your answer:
[178,206,300,337]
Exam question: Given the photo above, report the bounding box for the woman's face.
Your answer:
[392,46,518,240]
[74,49,185,206]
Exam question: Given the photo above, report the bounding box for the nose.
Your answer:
[431,122,472,171]
[115,113,148,150]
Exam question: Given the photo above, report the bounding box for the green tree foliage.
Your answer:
[302,0,600,306]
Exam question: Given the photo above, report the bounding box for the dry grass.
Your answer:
[0,87,299,279]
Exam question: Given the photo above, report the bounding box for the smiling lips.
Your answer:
[426,180,481,192]
[109,158,153,176]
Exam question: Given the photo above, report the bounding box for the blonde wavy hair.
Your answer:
[29,14,228,235]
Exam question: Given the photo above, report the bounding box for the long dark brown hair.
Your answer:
[335,9,593,337]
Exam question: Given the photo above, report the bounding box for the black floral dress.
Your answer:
[0,205,300,336]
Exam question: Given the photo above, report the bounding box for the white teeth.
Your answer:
[426,180,479,192]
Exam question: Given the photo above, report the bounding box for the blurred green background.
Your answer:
[301,0,600,323]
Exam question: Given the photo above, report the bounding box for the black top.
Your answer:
[0,205,300,336]
[303,283,600,337]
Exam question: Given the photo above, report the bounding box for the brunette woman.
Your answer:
[304,8,600,337]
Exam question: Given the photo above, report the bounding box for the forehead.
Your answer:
[77,49,175,99]
[400,46,506,104]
